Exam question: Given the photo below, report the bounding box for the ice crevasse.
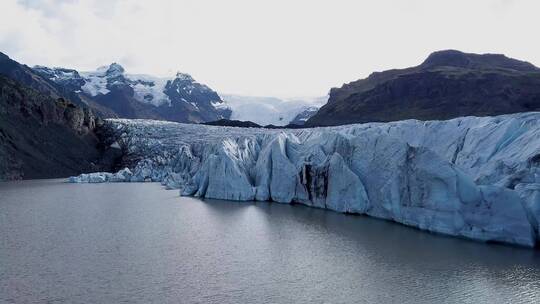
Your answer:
[70,112,540,247]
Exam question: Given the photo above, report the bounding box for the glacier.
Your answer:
[220,94,327,126]
[69,112,540,247]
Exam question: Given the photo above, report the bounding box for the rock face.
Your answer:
[306,50,540,126]
[70,112,540,247]
[32,62,231,123]
[202,119,262,128]
[0,75,118,180]
[0,52,122,180]
[0,52,65,100]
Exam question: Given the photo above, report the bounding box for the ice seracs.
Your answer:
[69,112,540,247]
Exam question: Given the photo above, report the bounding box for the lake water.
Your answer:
[1,180,540,303]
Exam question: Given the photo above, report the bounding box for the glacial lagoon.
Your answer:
[1,180,540,303]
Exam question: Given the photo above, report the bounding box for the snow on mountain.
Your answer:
[33,65,86,92]
[32,64,321,125]
[79,66,111,96]
[69,112,540,247]
[125,74,170,107]
[78,64,172,106]
[32,64,229,123]
[220,94,326,126]
[164,72,226,111]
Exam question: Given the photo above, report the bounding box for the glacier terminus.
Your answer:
[69,112,540,248]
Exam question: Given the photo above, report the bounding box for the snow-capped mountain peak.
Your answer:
[175,72,194,82]
[32,65,86,91]
[32,63,231,123]
[31,63,324,126]
[105,63,125,78]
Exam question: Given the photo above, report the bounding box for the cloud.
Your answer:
[1,0,539,97]
[17,0,78,17]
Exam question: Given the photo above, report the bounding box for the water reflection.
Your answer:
[1,180,539,304]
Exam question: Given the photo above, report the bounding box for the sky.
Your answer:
[1,0,539,98]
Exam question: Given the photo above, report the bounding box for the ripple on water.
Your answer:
[1,180,540,304]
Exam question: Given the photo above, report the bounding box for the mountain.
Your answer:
[0,52,124,180]
[306,50,540,126]
[0,75,118,180]
[221,94,326,126]
[0,52,66,99]
[289,106,319,125]
[5,51,323,125]
[32,62,231,123]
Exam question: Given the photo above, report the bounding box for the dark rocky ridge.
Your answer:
[202,118,308,129]
[0,57,120,180]
[0,52,64,100]
[307,50,540,126]
[202,119,262,128]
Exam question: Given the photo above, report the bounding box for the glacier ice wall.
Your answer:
[70,113,540,247]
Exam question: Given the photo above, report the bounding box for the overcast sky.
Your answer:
[1,0,539,97]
